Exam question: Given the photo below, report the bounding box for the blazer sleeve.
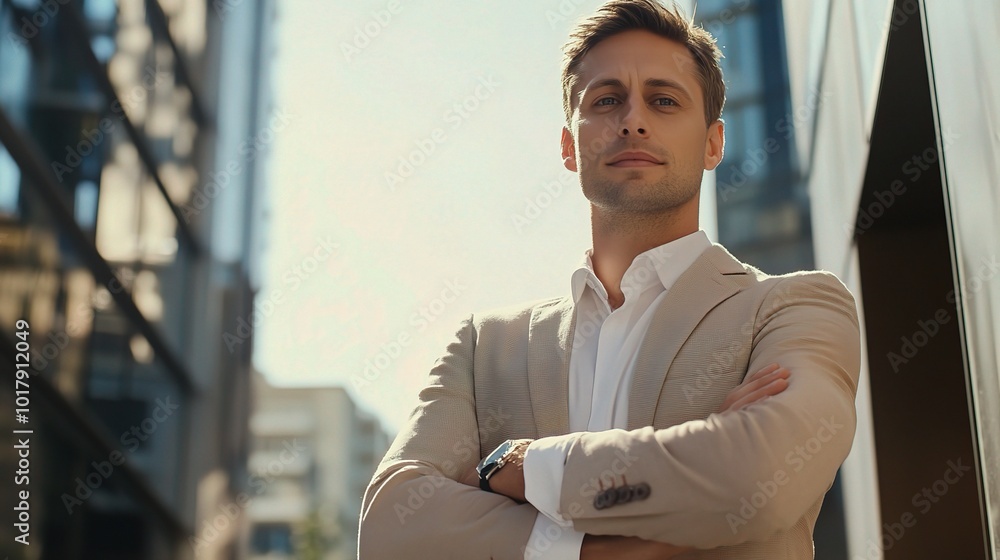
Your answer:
[358,315,538,559]
[555,271,862,548]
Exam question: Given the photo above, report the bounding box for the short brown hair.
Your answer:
[560,0,725,127]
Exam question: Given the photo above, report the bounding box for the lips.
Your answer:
[607,151,663,166]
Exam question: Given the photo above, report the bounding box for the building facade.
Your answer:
[0,0,276,557]
[694,0,1000,556]
[697,0,814,275]
[245,373,390,560]
[782,0,1000,557]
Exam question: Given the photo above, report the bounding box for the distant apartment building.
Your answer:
[0,0,276,558]
[245,372,391,560]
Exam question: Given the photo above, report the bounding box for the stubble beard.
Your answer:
[582,165,701,218]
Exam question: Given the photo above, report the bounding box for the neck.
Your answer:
[589,202,698,310]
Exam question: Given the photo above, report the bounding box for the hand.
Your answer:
[581,534,695,560]
[717,362,790,414]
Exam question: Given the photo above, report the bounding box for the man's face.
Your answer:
[561,29,724,215]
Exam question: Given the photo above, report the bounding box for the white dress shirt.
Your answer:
[521,230,712,559]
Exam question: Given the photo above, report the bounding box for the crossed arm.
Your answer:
[458,362,793,559]
[358,273,860,558]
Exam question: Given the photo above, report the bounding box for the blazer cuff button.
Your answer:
[632,482,651,501]
[594,488,617,510]
[616,485,633,504]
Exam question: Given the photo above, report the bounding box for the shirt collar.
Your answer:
[570,230,712,304]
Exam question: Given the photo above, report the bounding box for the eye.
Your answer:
[654,97,678,107]
[595,97,618,106]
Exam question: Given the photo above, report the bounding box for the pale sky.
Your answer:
[255,0,710,434]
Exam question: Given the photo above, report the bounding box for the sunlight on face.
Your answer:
[561,30,723,215]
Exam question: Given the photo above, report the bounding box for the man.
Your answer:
[358,1,861,558]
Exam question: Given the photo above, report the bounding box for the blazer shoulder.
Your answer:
[748,269,859,328]
[693,243,847,286]
[775,269,854,299]
[471,295,568,329]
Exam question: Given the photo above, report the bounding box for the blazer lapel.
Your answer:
[527,297,575,438]
[627,244,749,430]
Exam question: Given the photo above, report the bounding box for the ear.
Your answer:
[561,126,578,172]
[703,119,724,171]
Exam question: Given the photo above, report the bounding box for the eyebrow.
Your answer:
[586,77,693,103]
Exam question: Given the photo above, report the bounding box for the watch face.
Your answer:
[477,440,513,475]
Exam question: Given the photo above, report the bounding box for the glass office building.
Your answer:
[782,0,1000,557]
[0,0,275,557]
[696,0,814,276]
[694,0,1000,557]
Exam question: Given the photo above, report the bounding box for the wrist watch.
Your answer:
[476,439,516,492]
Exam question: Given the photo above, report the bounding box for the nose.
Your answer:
[618,96,649,138]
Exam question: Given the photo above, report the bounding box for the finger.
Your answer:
[740,367,789,394]
[718,368,787,413]
[726,376,789,412]
[743,363,781,384]
[729,377,789,411]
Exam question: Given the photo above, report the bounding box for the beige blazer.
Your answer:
[359,243,861,559]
